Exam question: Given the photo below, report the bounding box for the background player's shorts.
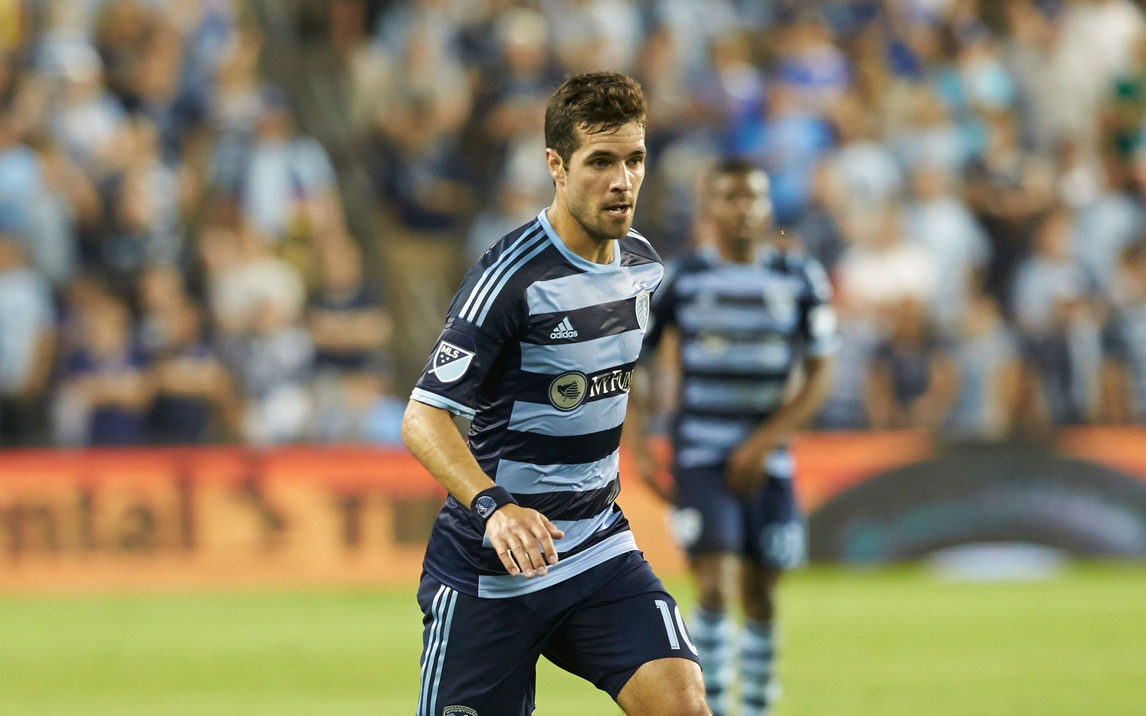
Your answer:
[414,550,699,716]
[670,464,807,569]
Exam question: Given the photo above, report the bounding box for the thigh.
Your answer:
[542,553,701,700]
[415,575,547,716]
[671,464,743,556]
[745,475,806,569]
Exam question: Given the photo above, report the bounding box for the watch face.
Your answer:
[475,495,497,519]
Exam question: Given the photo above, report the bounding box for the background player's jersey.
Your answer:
[411,210,664,598]
[644,245,836,473]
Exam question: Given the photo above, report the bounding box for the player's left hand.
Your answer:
[726,433,776,496]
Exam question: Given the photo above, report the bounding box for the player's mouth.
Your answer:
[604,202,631,219]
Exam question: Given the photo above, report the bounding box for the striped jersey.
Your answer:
[644,245,837,473]
[411,209,664,598]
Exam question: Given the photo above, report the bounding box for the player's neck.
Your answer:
[717,241,755,264]
[546,204,615,265]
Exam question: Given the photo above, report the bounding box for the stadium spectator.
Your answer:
[945,292,1023,440]
[148,299,238,444]
[1100,242,1146,423]
[309,352,404,445]
[865,296,960,430]
[307,238,392,375]
[55,292,152,446]
[902,162,991,330]
[1011,206,1104,426]
[0,236,55,446]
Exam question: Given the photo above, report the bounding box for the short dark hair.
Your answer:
[545,72,647,164]
[705,157,764,188]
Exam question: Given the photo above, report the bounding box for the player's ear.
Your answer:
[546,148,565,186]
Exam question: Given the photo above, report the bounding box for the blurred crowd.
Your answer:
[3,0,1146,449]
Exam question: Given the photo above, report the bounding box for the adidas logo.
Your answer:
[550,316,579,339]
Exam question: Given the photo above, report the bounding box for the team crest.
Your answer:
[635,289,651,332]
[443,707,478,716]
[763,284,797,326]
[428,341,474,383]
[549,371,588,411]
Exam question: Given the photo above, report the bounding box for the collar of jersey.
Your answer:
[537,209,622,273]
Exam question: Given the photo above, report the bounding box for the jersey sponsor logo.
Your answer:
[443,707,478,716]
[635,289,651,332]
[549,316,579,339]
[428,342,475,383]
[549,371,588,410]
[587,367,633,400]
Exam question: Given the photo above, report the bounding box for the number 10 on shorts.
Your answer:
[655,599,699,655]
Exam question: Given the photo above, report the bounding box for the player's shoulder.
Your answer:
[764,248,833,299]
[619,227,662,266]
[453,217,557,326]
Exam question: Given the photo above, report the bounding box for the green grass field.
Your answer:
[2,565,1144,716]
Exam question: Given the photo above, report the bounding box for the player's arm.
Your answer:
[401,400,564,578]
[727,352,835,496]
[624,330,677,503]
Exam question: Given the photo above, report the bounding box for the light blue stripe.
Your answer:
[507,394,627,436]
[681,339,794,373]
[677,445,727,469]
[495,451,619,493]
[682,380,784,411]
[685,269,802,297]
[525,262,663,315]
[678,304,783,333]
[477,530,637,598]
[679,416,753,445]
[475,239,552,326]
[410,388,475,419]
[460,224,546,322]
[418,585,448,716]
[519,330,643,375]
[483,506,622,552]
[427,589,458,716]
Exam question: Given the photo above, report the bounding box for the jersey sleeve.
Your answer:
[641,259,682,359]
[410,264,524,419]
[797,256,839,357]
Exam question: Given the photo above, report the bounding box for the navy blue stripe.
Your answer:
[432,504,631,574]
[678,407,774,422]
[513,362,636,406]
[514,478,620,521]
[524,299,644,344]
[682,367,791,382]
[498,424,624,465]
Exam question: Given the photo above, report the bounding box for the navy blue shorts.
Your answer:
[414,551,699,716]
[671,464,806,568]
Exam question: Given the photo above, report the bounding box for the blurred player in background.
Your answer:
[401,72,709,716]
[627,158,837,716]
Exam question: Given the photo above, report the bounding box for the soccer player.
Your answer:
[626,158,837,716]
[401,72,709,716]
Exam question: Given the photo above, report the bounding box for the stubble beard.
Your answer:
[570,196,632,244]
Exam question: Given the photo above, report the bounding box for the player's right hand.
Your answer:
[486,505,565,578]
[635,451,674,504]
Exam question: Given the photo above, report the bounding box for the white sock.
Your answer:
[690,607,736,716]
[740,619,779,716]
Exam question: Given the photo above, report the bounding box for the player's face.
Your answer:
[552,121,646,243]
[708,170,771,251]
